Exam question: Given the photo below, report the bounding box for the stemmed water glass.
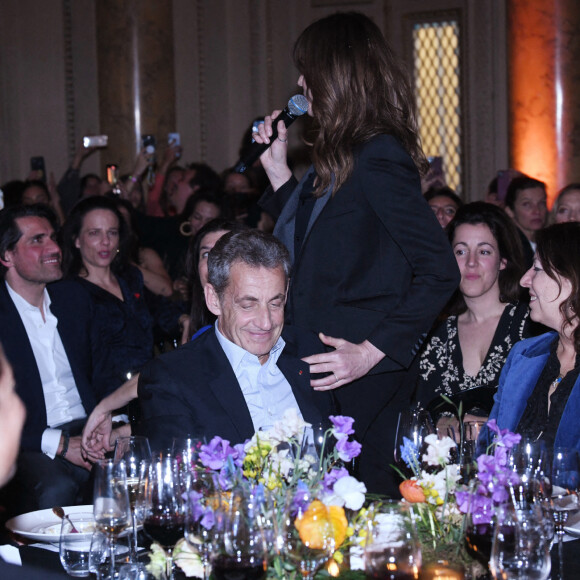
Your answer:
[114,436,152,562]
[364,501,422,579]
[184,472,220,580]
[277,492,335,580]
[548,447,580,580]
[142,454,186,579]
[93,459,132,579]
[393,406,435,474]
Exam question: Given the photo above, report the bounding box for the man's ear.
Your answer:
[505,206,514,219]
[204,284,222,317]
[0,250,13,270]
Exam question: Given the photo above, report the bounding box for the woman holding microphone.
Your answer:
[255,12,459,495]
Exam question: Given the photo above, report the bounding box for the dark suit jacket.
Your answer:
[135,326,335,451]
[0,280,97,452]
[261,135,460,432]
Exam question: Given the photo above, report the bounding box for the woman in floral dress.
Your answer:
[415,202,533,421]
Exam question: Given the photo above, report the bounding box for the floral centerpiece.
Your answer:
[395,419,521,571]
[147,409,369,579]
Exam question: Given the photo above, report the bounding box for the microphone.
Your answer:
[234,94,309,173]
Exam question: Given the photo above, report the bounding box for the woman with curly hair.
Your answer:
[489,222,580,450]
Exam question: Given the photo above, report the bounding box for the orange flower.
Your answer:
[294,500,348,549]
[399,479,426,503]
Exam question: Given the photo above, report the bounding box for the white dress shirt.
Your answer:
[214,323,303,433]
[7,282,86,458]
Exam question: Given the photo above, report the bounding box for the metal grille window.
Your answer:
[413,20,462,194]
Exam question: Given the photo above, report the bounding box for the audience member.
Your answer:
[79,219,248,452]
[21,178,65,225]
[414,202,531,422]
[552,183,580,224]
[505,175,548,269]
[0,345,65,578]
[424,186,463,228]
[145,141,183,217]
[256,12,459,495]
[57,142,103,214]
[488,222,580,451]
[135,164,221,278]
[171,191,223,293]
[133,230,335,451]
[61,197,154,400]
[182,218,248,342]
[0,205,96,515]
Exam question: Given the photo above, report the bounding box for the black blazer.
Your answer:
[135,326,335,451]
[0,280,97,452]
[261,134,459,374]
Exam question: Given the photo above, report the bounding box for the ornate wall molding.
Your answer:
[62,0,76,164]
[196,0,207,161]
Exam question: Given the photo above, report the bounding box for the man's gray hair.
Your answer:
[207,230,291,297]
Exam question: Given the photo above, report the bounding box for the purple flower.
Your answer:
[201,508,215,530]
[291,481,311,515]
[486,419,521,450]
[321,467,350,494]
[186,490,205,522]
[199,436,238,470]
[330,416,355,439]
[457,491,494,524]
[336,437,362,462]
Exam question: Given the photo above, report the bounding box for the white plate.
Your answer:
[6,505,95,544]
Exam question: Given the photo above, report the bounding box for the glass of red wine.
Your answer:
[210,486,268,580]
[463,486,496,570]
[363,501,421,579]
[142,453,186,579]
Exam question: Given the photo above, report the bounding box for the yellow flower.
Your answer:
[294,500,348,549]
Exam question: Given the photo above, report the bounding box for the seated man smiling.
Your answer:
[133,230,334,450]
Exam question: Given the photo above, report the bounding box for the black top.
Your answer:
[517,336,580,447]
[415,302,531,417]
[75,266,154,399]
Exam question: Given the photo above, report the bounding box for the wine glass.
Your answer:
[393,407,435,473]
[463,486,496,570]
[93,459,132,579]
[142,454,186,579]
[210,486,268,580]
[489,504,551,580]
[277,492,335,580]
[184,473,220,580]
[114,436,152,561]
[363,500,422,579]
[548,447,580,580]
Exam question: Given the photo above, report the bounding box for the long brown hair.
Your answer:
[535,223,580,353]
[293,12,428,196]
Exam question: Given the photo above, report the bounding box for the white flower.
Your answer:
[173,538,204,578]
[422,434,456,466]
[419,465,460,505]
[268,408,311,444]
[322,475,367,511]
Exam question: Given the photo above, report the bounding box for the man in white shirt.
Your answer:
[134,229,334,451]
[0,205,97,516]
